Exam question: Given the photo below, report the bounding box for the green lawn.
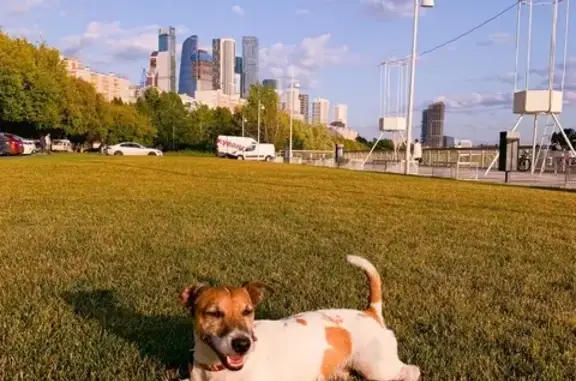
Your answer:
[0,155,575,381]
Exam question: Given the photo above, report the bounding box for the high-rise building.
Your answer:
[156,51,172,93]
[420,109,428,144]
[193,49,213,91]
[178,35,198,95]
[212,38,236,95]
[146,51,158,87]
[262,79,278,89]
[285,86,300,115]
[63,57,131,103]
[443,136,455,148]
[242,36,259,98]
[421,101,445,148]
[333,104,348,126]
[158,27,176,92]
[299,94,309,123]
[312,98,330,125]
[235,57,243,95]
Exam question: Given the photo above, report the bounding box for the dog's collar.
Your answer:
[188,349,226,373]
[194,361,226,372]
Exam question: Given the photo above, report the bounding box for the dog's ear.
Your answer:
[242,281,274,306]
[179,282,209,313]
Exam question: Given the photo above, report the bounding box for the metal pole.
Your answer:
[257,90,261,161]
[405,0,420,175]
[289,76,294,163]
[531,114,538,174]
[242,114,245,137]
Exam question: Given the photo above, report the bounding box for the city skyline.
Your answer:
[3,0,575,143]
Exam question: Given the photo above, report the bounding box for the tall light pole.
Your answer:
[405,0,435,175]
[288,77,299,163]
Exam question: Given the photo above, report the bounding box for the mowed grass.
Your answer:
[0,155,575,381]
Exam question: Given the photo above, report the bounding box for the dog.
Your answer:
[179,255,421,381]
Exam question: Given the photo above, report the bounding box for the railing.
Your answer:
[344,146,574,173]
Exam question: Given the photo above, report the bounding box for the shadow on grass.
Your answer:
[62,289,193,371]
[62,286,286,375]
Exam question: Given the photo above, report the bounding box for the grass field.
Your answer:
[1,155,575,381]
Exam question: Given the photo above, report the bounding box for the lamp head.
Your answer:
[421,0,434,7]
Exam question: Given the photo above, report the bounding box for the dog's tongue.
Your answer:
[227,356,244,366]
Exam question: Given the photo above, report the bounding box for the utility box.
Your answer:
[498,131,520,172]
[335,144,344,162]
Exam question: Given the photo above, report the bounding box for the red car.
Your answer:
[0,133,24,155]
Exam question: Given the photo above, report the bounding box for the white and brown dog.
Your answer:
[179,255,421,381]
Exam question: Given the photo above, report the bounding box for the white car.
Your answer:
[20,138,37,155]
[105,142,163,156]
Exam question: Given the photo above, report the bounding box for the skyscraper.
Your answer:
[285,86,300,116]
[242,36,259,98]
[299,94,309,123]
[262,79,278,90]
[194,50,213,91]
[235,57,243,95]
[333,104,348,126]
[312,98,329,125]
[421,101,445,148]
[158,27,176,92]
[155,51,172,93]
[178,35,198,95]
[212,38,236,95]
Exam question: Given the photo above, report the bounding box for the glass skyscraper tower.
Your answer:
[179,35,199,95]
[241,36,259,98]
[158,27,176,93]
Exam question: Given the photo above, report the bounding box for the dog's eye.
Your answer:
[205,310,224,318]
[243,308,254,316]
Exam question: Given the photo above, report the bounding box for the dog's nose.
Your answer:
[231,337,251,354]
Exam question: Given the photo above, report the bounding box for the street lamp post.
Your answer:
[288,77,299,163]
[405,0,435,175]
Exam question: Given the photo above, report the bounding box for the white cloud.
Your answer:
[437,57,576,112]
[361,0,414,20]
[296,8,311,15]
[231,5,244,15]
[260,34,350,88]
[476,32,512,47]
[60,22,188,63]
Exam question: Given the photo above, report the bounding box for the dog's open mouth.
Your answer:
[225,355,246,370]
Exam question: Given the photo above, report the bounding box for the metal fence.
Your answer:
[276,148,576,189]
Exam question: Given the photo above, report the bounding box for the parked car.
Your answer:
[51,139,73,152]
[0,133,24,156]
[18,137,37,155]
[105,142,163,156]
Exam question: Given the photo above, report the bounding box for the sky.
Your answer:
[1,0,575,143]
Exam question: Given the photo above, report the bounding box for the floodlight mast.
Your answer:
[485,0,575,176]
[363,58,409,167]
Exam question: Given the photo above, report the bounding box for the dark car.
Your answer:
[0,133,24,156]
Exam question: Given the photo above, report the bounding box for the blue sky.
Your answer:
[1,0,575,143]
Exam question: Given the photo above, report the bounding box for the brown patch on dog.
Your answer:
[359,307,383,326]
[241,281,274,306]
[367,272,381,305]
[296,318,307,326]
[320,327,352,378]
[180,284,260,338]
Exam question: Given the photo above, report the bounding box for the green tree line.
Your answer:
[0,30,390,152]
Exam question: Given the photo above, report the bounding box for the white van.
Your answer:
[216,135,276,161]
[216,136,257,157]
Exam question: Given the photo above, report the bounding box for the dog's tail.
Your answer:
[346,255,384,324]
